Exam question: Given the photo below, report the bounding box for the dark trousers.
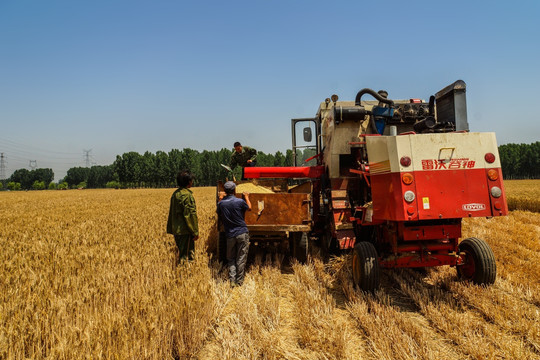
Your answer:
[226,232,250,285]
[174,234,195,261]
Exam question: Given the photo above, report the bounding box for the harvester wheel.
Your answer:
[352,241,380,292]
[457,237,496,285]
[292,232,308,263]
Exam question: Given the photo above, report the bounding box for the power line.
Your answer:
[0,136,82,156]
[0,137,99,180]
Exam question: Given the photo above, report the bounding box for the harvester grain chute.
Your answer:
[216,80,508,291]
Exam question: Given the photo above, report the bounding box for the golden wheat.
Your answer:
[504,179,540,212]
[1,187,539,359]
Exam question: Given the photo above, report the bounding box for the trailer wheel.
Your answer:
[292,232,308,263]
[352,241,380,292]
[457,237,496,285]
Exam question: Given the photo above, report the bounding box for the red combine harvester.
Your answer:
[218,80,508,291]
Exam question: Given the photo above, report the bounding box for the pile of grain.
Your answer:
[235,182,275,194]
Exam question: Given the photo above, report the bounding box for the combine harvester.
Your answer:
[217,80,508,291]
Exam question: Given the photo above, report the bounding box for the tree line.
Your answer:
[498,142,540,179]
[1,148,301,190]
[1,142,538,190]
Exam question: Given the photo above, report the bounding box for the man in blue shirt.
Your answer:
[217,181,252,286]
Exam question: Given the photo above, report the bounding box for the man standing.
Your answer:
[230,141,257,180]
[217,181,252,286]
[167,170,199,261]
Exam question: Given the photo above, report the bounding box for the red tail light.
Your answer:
[485,153,496,163]
[400,156,411,167]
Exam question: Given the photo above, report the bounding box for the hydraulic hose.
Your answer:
[355,88,394,107]
[354,88,394,134]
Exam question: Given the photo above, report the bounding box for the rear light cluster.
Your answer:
[487,169,501,197]
[401,156,416,217]
[402,172,415,205]
[485,158,504,211]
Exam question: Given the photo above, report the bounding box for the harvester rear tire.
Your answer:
[352,241,380,292]
[457,237,496,285]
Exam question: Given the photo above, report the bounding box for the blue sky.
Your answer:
[1,1,539,181]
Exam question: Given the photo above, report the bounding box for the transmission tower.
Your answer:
[0,153,6,180]
[83,149,92,167]
[29,160,37,170]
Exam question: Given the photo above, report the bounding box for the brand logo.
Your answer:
[421,158,475,170]
[462,203,486,211]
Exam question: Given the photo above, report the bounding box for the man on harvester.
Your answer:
[229,141,257,180]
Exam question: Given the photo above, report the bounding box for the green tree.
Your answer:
[141,151,156,187]
[57,182,68,190]
[274,151,285,166]
[48,182,57,190]
[256,151,274,167]
[7,182,21,190]
[113,155,127,185]
[65,167,90,187]
[87,165,114,188]
[154,151,169,187]
[167,148,200,186]
[284,149,294,167]
[217,148,233,181]
[32,168,54,188]
[106,180,120,189]
[32,180,45,190]
[531,142,540,178]
[199,150,220,186]
[112,152,143,187]
[9,169,32,189]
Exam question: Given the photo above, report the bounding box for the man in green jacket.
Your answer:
[167,170,199,261]
[230,141,257,180]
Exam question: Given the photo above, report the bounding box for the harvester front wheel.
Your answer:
[457,237,496,285]
[352,241,380,292]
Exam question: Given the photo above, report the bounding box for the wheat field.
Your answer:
[505,179,540,213]
[1,181,539,359]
